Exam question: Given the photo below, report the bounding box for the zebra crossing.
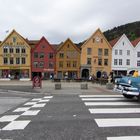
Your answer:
[79,94,140,140]
[0,95,53,131]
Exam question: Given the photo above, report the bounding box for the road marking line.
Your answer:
[0,115,19,122]
[21,110,40,116]
[82,98,126,101]
[2,120,31,130]
[13,107,31,112]
[38,99,49,103]
[89,108,140,114]
[107,136,140,140]
[85,102,139,106]
[79,95,123,98]
[95,118,140,127]
[44,96,53,99]
[24,102,37,106]
[31,98,42,101]
[31,103,46,108]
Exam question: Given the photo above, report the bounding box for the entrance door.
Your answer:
[96,71,101,78]
[82,69,89,79]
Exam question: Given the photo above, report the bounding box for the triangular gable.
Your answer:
[112,34,134,49]
[56,38,81,53]
[81,28,112,49]
[31,36,55,53]
[0,29,30,48]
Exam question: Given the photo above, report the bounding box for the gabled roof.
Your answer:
[31,36,55,52]
[0,29,30,48]
[131,37,140,47]
[109,37,121,47]
[56,38,81,53]
[81,28,112,49]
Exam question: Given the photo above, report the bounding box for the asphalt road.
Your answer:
[0,92,140,140]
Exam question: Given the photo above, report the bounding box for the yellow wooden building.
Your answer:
[0,30,31,80]
[56,38,81,79]
[81,28,112,79]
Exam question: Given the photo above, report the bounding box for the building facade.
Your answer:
[31,37,56,79]
[56,38,80,79]
[0,30,31,80]
[81,29,112,79]
[131,37,140,74]
[111,34,134,76]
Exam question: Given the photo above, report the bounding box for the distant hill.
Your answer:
[104,21,140,41]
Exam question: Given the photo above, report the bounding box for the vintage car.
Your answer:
[114,76,140,101]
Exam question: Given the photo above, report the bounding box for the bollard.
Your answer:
[55,83,61,89]
[81,83,88,89]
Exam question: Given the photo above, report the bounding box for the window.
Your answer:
[87,48,92,55]
[21,47,26,53]
[9,47,13,53]
[42,46,45,49]
[10,57,14,64]
[67,44,70,48]
[34,52,38,58]
[137,52,140,57]
[87,58,91,65]
[119,59,122,65]
[13,37,16,43]
[114,59,117,65]
[16,47,20,53]
[122,42,125,46]
[104,49,109,56]
[39,52,44,59]
[137,61,140,66]
[48,62,54,68]
[115,49,118,55]
[59,61,63,68]
[73,61,77,67]
[104,59,108,66]
[59,53,64,58]
[3,47,8,53]
[126,59,130,65]
[119,50,122,55]
[48,53,53,59]
[98,59,102,65]
[3,58,8,64]
[101,38,103,43]
[22,58,26,64]
[98,48,102,56]
[93,38,95,43]
[127,50,130,56]
[39,62,44,68]
[33,62,38,68]
[16,58,20,64]
[67,61,71,67]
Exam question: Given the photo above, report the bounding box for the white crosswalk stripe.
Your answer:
[80,94,140,139]
[107,136,140,140]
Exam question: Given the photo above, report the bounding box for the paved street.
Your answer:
[0,82,140,140]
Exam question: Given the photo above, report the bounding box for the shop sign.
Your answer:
[32,76,42,88]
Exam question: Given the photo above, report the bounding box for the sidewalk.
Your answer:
[0,80,115,95]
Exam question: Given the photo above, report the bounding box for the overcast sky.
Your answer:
[0,0,140,43]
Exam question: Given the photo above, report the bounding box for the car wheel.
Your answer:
[137,94,140,102]
[123,94,134,99]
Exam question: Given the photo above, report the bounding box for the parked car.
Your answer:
[114,76,140,101]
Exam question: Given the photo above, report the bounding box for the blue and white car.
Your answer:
[114,76,140,101]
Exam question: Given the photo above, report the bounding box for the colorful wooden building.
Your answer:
[0,30,31,80]
[56,38,81,79]
[81,28,112,79]
[31,37,56,79]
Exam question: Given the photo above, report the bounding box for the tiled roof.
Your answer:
[131,37,140,47]
[109,37,120,47]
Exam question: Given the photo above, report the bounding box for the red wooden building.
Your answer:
[31,37,56,79]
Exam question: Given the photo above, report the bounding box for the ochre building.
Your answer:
[56,38,81,79]
[81,29,112,79]
[0,30,31,80]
